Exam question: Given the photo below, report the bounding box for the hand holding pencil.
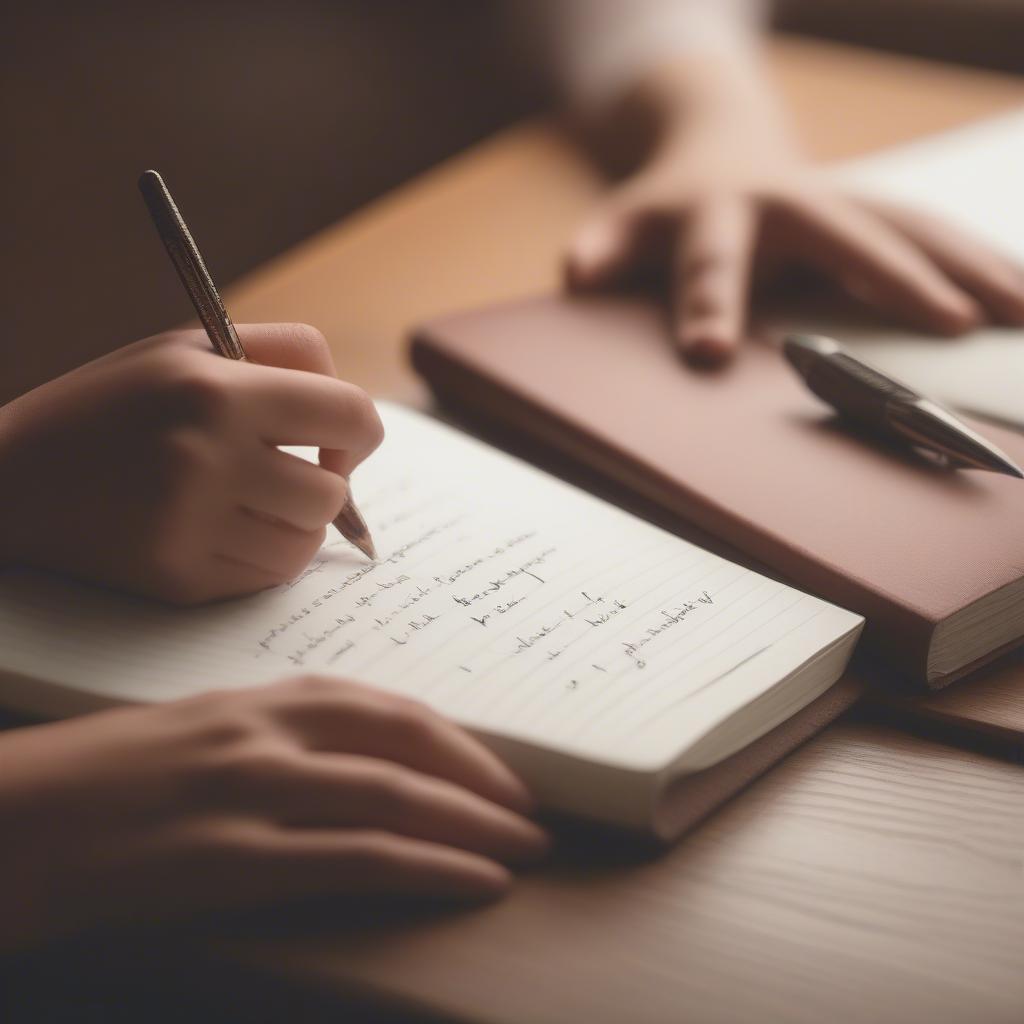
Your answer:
[0,324,383,602]
[139,169,379,561]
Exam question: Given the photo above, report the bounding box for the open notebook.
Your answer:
[0,404,862,838]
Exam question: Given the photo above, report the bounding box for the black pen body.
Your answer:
[782,333,1023,477]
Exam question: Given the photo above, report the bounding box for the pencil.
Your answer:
[138,169,377,560]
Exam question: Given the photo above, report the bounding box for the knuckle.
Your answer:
[183,684,262,719]
[157,427,217,483]
[194,702,265,747]
[200,739,292,797]
[161,360,233,426]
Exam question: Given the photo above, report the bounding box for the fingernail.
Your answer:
[676,331,735,369]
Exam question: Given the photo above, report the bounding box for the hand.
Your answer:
[565,55,1024,366]
[0,676,546,952]
[0,324,384,602]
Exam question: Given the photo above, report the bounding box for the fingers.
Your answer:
[234,361,384,469]
[565,204,659,290]
[789,193,981,334]
[237,827,512,904]
[231,324,385,476]
[672,196,756,365]
[217,508,325,581]
[273,679,535,814]
[864,199,1024,325]
[239,447,349,532]
[234,323,338,376]
[148,554,283,605]
[253,755,547,865]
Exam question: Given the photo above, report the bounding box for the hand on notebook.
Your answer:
[0,676,545,951]
[0,323,383,603]
[565,53,1024,366]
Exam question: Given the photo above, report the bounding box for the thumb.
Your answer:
[234,323,338,377]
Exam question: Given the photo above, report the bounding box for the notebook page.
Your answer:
[0,404,860,770]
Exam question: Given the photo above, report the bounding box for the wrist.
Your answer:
[644,50,795,158]
[582,46,797,176]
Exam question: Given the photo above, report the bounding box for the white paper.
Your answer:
[0,404,860,770]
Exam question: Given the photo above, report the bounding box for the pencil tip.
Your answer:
[355,535,379,561]
[332,496,378,561]
[987,451,1024,479]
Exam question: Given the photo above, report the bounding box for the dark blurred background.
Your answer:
[4,0,1024,404]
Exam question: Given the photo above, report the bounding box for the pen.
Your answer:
[783,333,1023,478]
[138,169,378,558]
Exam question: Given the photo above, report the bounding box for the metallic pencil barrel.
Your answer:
[783,333,1023,480]
[139,169,379,558]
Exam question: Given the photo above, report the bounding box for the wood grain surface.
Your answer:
[209,36,1024,1022]
[225,716,1024,1024]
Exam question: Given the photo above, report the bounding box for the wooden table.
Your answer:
[197,36,1024,1023]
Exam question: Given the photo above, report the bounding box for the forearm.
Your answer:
[622,47,791,153]
[546,0,786,173]
[579,35,796,177]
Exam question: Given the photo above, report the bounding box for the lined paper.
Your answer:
[0,404,860,769]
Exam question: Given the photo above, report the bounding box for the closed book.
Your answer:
[411,295,1024,689]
